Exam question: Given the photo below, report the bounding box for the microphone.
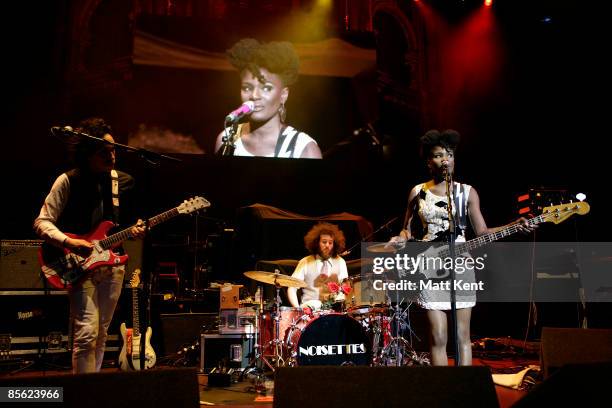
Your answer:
[50,126,74,136]
[225,101,255,123]
[442,163,453,184]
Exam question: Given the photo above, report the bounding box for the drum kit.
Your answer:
[241,256,429,372]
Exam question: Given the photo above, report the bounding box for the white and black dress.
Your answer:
[413,182,476,310]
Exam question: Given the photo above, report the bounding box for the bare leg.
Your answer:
[456,307,472,366]
[426,310,448,366]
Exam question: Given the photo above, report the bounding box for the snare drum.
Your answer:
[260,306,302,355]
[286,312,371,366]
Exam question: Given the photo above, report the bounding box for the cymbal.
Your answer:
[366,242,402,253]
[243,271,307,288]
[256,259,299,268]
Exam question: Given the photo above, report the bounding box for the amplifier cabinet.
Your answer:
[0,290,69,337]
[0,240,44,289]
[219,308,256,335]
[199,333,253,373]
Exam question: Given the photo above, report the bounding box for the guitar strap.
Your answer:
[111,170,120,225]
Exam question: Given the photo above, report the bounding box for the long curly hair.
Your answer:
[419,129,461,159]
[227,38,300,86]
[304,222,346,257]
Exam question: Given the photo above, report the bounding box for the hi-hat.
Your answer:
[243,271,307,288]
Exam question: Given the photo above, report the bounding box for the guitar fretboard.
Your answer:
[99,208,180,249]
[438,213,547,258]
[132,286,140,337]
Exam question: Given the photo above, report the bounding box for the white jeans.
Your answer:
[69,266,124,373]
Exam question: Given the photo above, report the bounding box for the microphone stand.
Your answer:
[50,126,183,165]
[128,145,182,369]
[218,120,237,157]
[444,169,460,366]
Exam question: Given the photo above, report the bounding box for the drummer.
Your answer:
[288,223,349,309]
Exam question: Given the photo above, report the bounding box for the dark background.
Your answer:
[0,0,608,340]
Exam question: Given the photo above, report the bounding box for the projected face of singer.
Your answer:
[88,134,116,174]
[240,68,288,124]
[428,145,455,179]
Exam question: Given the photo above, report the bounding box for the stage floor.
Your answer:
[1,355,534,407]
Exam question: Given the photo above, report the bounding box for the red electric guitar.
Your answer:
[39,196,210,289]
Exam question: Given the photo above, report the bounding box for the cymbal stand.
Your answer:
[267,278,286,368]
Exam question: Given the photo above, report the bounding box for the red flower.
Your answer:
[341,284,352,295]
[327,282,340,293]
[303,306,312,315]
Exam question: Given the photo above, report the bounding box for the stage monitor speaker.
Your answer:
[540,327,612,378]
[0,240,44,289]
[274,366,499,408]
[513,362,612,407]
[0,367,200,408]
[159,312,217,356]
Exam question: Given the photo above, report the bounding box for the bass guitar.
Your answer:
[410,201,590,279]
[39,196,210,289]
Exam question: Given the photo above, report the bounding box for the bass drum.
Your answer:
[286,313,372,366]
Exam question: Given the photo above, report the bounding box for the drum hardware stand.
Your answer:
[266,273,286,368]
[378,300,412,366]
[240,294,272,388]
[377,264,425,367]
[243,275,286,374]
[241,269,308,370]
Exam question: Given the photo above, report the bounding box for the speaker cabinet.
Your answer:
[274,366,499,407]
[540,327,612,378]
[513,363,612,407]
[0,239,143,290]
[200,333,253,372]
[158,313,217,356]
[0,367,200,408]
[0,291,69,337]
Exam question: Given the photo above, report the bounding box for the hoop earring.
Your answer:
[279,103,286,123]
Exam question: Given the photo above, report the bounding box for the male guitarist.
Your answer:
[34,117,146,373]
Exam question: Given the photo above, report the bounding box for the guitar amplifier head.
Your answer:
[0,240,45,289]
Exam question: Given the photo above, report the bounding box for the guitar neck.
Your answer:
[440,214,544,256]
[132,287,140,337]
[99,208,180,249]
